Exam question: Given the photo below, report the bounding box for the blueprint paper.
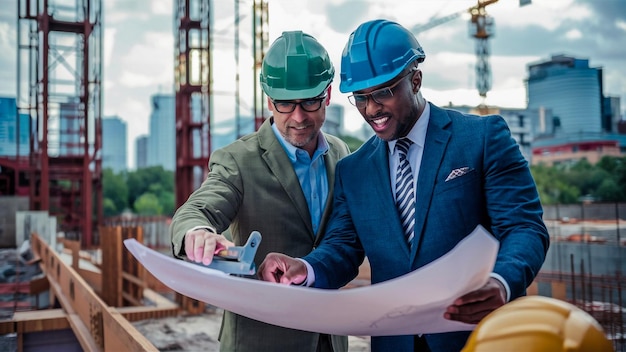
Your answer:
[124,225,498,336]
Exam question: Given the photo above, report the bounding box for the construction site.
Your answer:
[0,0,625,351]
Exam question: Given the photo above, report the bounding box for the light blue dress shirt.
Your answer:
[272,123,329,234]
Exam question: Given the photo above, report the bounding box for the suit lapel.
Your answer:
[411,104,451,262]
[258,119,314,237]
[369,138,412,259]
[318,134,342,240]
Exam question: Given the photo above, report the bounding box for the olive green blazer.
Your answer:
[171,117,350,352]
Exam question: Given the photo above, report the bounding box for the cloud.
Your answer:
[151,0,171,16]
[112,32,173,89]
[325,1,369,33]
[103,27,116,70]
[564,29,583,40]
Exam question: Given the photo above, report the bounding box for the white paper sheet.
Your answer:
[124,225,498,336]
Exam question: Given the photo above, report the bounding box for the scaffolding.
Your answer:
[174,0,211,209]
[17,0,103,247]
[174,0,269,208]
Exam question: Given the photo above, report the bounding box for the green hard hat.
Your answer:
[260,31,334,100]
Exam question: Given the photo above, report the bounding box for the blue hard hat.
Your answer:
[339,19,425,93]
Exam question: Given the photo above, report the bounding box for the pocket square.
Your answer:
[445,167,472,182]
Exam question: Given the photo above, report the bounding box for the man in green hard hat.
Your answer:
[170,31,350,352]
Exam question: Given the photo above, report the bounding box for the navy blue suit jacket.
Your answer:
[303,103,549,351]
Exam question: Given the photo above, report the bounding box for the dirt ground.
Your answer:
[133,307,371,351]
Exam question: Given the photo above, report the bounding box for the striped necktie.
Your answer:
[395,138,415,246]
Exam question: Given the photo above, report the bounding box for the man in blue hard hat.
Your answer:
[259,19,549,351]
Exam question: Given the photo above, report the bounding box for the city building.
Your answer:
[0,96,30,157]
[531,135,626,166]
[527,54,604,136]
[324,104,344,136]
[526,54,625,165]
[102,116,128,173]
[135,135,149,169]
[147,94,175,171]
[445,104,551,162]
[604,96,622,133]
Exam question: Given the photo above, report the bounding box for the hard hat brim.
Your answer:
[262,81,330,101]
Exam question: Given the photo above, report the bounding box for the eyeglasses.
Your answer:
[271,96,327,113]
[347,70,415,108]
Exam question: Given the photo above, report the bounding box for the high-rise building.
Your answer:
[102,116,128,173]
[526,55,625,165]
[0,97,30,157]
[324,104,344,136]
[446,104,549,162]
[526,55,604,136]
[135,135,149,169]
[147,94,175,170]
[604,96,622,134]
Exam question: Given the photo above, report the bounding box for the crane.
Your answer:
[412,0,528,100]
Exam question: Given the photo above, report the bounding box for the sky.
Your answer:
[1,0,625,169]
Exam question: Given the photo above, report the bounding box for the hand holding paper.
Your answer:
[124,225,498,336]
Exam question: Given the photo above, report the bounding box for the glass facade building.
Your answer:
[0,97,30,157]
[527,55,604,136]
[102,116,128,173]
[147,94,175,171]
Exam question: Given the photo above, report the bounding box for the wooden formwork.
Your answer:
[0,229,186,351]
[100,226,146,307]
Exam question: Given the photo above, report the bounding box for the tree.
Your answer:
[102,168,128,216]
[126,166,174,213]
[339,135,365,152]
[531,157,626,204]
[134,193,163,215]
[531,163,580,205]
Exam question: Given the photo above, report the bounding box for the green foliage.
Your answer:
[531,156,626,204]
[102,166,175,217]
[339,134,365,152]
[126,166,173,205]
[160,191,176,216]
[102,168,128,216]
[103,198,117,217]
[134,193,163,215]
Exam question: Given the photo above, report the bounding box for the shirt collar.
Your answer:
[389,101,430,153]
[271,121,329,162]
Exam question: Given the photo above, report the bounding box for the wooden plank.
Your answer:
[42,260,97,351]
[103,309,158,351]
[526,281,538,295]
[64,239,81,270]
[77,267,102,294]
[30,233,159,352]
[143,288,178,308]
[121,291,143,306]
[116,306,179,322]
[16,309,70,333]
[29,276,50,294]
[552,281,567,300]
[67,313,101,352]
[122,227,144,305]
[121,272,144,286]
[100,226,122,307]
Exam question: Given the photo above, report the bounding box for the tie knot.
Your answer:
[396,138,412,156]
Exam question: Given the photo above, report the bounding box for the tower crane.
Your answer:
[412,0,517,100]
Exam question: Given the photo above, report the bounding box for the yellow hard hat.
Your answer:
[462,296,614,352]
